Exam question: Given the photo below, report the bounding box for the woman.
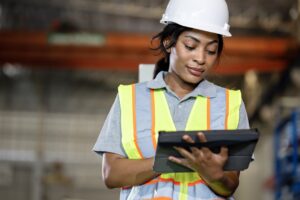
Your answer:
[93,0,250,199]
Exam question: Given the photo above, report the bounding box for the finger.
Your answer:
[190,147,201,157]
[199,146,212,155]
[182,135,195,143]
[191,147,211,161]
[194,147,212,160]
[168,156,182,164]
[174,146,195,162]
[196,132,212,153]
[197,132,207,143]
[220,146,229,157]
[168,156,191,169]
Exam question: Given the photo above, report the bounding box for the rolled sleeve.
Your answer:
[93,95,126,157]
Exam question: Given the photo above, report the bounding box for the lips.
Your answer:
[186,66,205,77]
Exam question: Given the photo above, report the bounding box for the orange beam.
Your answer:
[0,31,298,74]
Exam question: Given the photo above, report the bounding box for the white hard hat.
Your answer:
[160,0,232,37]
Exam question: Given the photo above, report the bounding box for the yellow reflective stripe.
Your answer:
[160,173,199,199]
[154,89,176,136]
[179,183,188,200]
[160,173,200,184]
[118,85,143,159]
[186,96,210,130]
[225,90,242,130]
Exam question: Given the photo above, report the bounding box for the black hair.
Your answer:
[151,23,224,78]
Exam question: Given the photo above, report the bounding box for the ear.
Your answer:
[163,38,171,53]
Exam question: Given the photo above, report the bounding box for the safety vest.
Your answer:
[118,83,241,200]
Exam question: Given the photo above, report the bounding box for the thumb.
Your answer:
[220,146,228,157]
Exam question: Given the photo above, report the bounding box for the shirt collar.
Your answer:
[147,71,217,98]
[147,71,167,89]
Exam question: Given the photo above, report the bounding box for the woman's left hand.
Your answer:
[168,132,228,182]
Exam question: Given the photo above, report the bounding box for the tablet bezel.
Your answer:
[153,129,259,172]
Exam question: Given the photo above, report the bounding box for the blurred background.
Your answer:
[0,0,300,200]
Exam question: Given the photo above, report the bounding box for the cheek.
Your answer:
[176,47,191,59]
[207,56,218,67]
[170,48,188,67]
[175,53,192,69]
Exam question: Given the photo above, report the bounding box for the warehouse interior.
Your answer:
[0,0,300,200]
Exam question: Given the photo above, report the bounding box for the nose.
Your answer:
[193,49,205,65]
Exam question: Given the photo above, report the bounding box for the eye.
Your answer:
[207,50,217,55]
[185,45,195,50]
[206,45,218,55]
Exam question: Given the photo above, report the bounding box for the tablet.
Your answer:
[153,129,259,173]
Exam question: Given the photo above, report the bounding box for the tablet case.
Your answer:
[153,129,259,172]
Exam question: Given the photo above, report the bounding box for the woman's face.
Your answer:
[168,29,219,85]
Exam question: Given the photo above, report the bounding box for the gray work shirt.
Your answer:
[93,72,250,156]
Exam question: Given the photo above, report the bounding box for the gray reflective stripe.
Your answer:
[189,183,226,199]
[135,83,156,158]
[210,87,227,129]
[156,183,180,199]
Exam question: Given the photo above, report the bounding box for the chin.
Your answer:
[185,77,204,85]
[190,75,204,83]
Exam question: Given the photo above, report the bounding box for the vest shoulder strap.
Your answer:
[225,89,242,129]
[118,84,143,159]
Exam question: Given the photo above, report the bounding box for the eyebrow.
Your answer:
[184,35,218,45]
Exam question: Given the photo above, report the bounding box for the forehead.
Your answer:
[179,29,219,42]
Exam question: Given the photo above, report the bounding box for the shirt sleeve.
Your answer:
[237,100,250,129]
[92,94,126,157]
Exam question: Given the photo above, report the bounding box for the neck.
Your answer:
[164,72,200,99]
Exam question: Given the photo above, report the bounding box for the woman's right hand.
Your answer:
[168,132,239,197]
